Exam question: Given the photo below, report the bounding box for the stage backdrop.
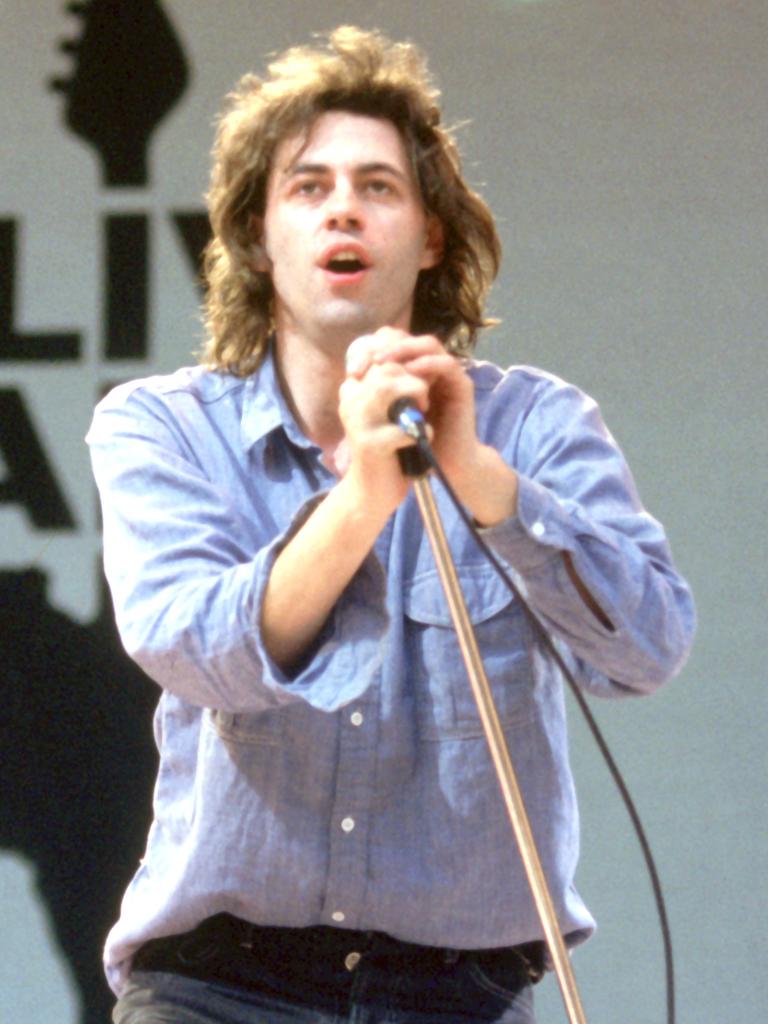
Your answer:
[1,2,765,1022]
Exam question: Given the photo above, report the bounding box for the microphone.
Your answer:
[388,397,428,439]
[388,398,430,478]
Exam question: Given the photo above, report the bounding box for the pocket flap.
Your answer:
[404,564,514,627]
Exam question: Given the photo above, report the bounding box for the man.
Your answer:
[87,26,695,1024]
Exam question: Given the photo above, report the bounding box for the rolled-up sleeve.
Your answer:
[476,367,696,694]
[87,381,388,714]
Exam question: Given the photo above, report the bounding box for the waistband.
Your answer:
[133,914,547,985]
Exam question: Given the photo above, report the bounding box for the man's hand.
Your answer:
[343,328,519,526]
[335,351,428,519]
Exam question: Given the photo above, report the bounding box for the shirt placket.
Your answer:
[320,684,380,927]
[320,517,396,928]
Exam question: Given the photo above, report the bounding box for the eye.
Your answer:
[365,178,395,196]
[293,179,324,197]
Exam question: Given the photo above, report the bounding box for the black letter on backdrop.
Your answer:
[0,220,81,361]
[171,211,211,292]
[104,214,149,359]
[0,389,76,528]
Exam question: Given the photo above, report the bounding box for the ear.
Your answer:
[419,215,444,271]
[249,213,272,273]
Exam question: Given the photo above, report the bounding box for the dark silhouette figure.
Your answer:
[50,0,190,186]
[0,569,158,1023]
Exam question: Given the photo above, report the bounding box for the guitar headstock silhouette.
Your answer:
[50,0,190,186]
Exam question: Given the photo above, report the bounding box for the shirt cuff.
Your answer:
[478,474,579,572]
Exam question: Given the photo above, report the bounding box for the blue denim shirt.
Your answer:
[87,351,695,995]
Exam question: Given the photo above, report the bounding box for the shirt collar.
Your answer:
[239,341,316,454]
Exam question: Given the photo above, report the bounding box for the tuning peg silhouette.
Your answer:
[49,0,190,186]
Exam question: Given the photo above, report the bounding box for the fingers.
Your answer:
[344,328,443,379]
[372,335,445,369]
[344,333,384,378]
[339,359,430,432]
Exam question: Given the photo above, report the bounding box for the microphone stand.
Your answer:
[398,441,588,1024]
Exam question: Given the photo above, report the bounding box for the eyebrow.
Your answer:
[283,161,409,182]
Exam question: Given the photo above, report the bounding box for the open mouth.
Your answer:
[324,250,369,275]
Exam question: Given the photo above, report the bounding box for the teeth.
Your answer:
[327,250,365,269]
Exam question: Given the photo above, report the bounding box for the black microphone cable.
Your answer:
[389,399,675,1024]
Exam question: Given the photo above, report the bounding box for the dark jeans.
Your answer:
[113,915,540,1023]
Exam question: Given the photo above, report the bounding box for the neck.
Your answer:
[273,327,348,451]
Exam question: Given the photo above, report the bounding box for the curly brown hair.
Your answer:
[201,26,501,376]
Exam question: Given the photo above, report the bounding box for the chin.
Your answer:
[317,303,385,338]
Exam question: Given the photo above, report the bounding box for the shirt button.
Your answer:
[344,951,361,971]
[331,911,345,922]
[531,521,546,538]
[350,710,364,726]
[341,816,355,833]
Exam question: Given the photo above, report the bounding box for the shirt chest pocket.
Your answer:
[403,566,535,740]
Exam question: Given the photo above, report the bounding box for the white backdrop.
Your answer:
[1,1,765,1021]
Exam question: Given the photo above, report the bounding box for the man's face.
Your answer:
[258,110,442,355]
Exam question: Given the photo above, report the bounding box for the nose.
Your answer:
[324,178,362,230]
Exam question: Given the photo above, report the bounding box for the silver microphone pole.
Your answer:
[393,411,588,1024]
